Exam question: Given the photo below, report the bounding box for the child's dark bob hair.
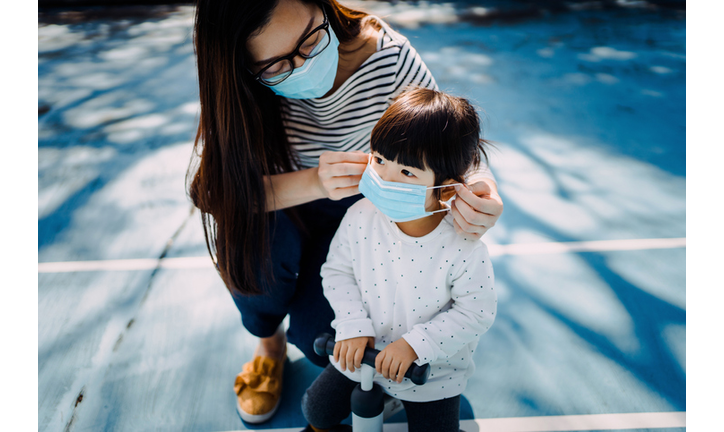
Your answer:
[371,87,489,201]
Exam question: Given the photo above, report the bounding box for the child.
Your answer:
[301,88,497,432]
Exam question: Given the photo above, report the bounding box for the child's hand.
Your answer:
[333,336,375,373]
[375,338,419,383]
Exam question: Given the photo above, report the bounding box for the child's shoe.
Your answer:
[234,349,286,424]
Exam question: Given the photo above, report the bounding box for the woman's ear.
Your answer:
[439,179,459,202]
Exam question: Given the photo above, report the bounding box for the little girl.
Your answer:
[301,87,497,432]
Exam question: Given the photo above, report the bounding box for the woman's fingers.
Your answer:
[320,150,369,165]
[330,161,367,177]
[451,182,503,237]
[454,184,489,217]
[451,199,497,236]
[317,151,368,200]
[323,174,362,200]
[325,174,363,190]
[325,183,361,201]
[452,197,481,230]
[451,199,484,238]
[459,181,503,218]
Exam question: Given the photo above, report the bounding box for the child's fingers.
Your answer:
[333,342,341,363]
[389,359,401,383]
[397,362,409,383]
[354,346,365,369]
[375,351,384,374]
[380,354,393,380]
[346,347,357,372]
[367,337,375,348]
[338,344,348,371]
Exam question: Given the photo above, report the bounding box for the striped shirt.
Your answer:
[281,17,493,182]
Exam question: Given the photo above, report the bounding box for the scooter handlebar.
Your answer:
[314,333,430,386]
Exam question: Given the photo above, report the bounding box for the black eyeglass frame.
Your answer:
[250,7,330,86]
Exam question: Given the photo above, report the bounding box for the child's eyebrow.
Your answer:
[401,166,424,173]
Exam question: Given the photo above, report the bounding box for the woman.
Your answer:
[188,0,503,424]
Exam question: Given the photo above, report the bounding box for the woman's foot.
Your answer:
[255,326,287,361]
[234,327,288,424]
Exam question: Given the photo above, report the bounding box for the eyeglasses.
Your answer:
[250,7,331,86]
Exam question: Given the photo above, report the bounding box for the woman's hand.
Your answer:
[451,178,503,239]
[375,338,418,383]
[316,151,368,201]
[333,336,375,373]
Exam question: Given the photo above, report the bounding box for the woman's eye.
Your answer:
[263,66,281,77]
[304,33,320,48]
[300,33,321,56]
[401,169,415,177]
[263,63,291,78]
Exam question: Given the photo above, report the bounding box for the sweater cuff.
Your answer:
[402,328,437,366]
[335,318,376,342]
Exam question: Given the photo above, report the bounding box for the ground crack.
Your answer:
[62,387,85,432]
[114,205,196,352]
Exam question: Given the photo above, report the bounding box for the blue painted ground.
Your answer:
[38,2,685,431]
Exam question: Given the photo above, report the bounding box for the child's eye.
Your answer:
[374,156,385,165]
[401,169,415,178]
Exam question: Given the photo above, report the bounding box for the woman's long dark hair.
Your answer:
[187,0,368,296]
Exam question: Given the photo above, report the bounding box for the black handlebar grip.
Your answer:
[313,333,431,386]
[313,332,336,357]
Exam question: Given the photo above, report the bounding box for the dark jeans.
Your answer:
[302,364,461,432]
[230,195,362,368]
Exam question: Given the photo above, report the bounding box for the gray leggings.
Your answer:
[302,364,460,432]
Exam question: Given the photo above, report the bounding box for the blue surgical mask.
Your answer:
[267,26,340,100]
[359,156,462,222]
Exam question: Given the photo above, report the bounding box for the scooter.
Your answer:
[313,333,430,432]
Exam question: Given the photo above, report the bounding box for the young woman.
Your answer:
[188,0,503,424]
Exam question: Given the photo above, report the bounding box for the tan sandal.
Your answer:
[234,348,286,424]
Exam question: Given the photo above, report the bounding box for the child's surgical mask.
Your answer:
[359,155,462,222]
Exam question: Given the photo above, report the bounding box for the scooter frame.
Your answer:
[314,333,430,432]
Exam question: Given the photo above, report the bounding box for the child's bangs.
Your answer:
[370,102,447,172]
[372,121,431,172]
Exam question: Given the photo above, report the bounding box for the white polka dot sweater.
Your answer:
[321,198,496,402]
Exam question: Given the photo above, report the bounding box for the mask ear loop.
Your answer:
[427,183,464,214]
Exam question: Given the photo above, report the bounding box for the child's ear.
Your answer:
[439,179,459,202]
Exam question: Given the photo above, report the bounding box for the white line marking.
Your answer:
[213,412,685,432]
[459,411,686,431]
[38,256,215,273]
[38,237,686,273]
[487,237,686,257]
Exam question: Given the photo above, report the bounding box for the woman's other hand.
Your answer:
[451,178,503,239]
[316,151,368,201]
[333,336,375,373]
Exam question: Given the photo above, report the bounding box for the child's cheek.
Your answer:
[424,189,437,212]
